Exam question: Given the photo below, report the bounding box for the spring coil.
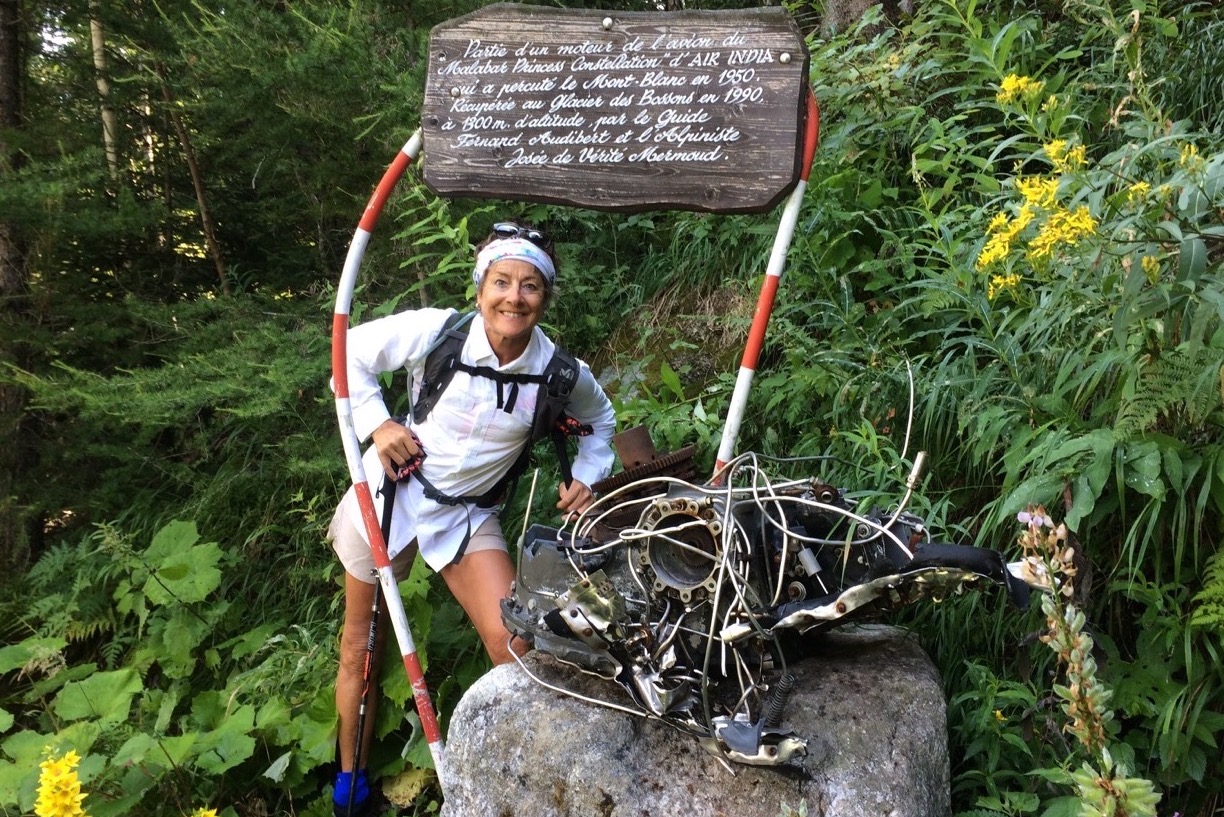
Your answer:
[763,672,796,728]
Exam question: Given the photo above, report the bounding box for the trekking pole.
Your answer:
[348,579,381,816]
[713,91,820,481]
[332,130,446,775]
[348,477,393,816]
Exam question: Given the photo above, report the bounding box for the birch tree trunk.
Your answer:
[89,1,120,180]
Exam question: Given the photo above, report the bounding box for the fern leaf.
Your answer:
[1190,548,1224,631]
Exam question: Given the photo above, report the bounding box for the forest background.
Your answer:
[1,0,1222,815]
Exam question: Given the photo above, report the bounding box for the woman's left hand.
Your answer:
[556,479,594,517]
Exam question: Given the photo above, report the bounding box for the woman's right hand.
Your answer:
[370,419,423,481]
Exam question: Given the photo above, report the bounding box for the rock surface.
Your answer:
[439,624,950,817]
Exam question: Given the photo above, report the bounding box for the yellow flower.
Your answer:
[1013,204,1035,233]
[1045,140,1086,174]
[1027,223,1060,262]
[35,750,89,817]
[1016,176,1059,208]
[1125,181,1151,203]
[994,709,1005,722]
[1025,205,1097,262]
[997,74,1045,104]
[977,233,1012,269]
[1041,94,1059,113]
[191,809,220,817]
[1179,142,1205,174]
[988,273,1021,300]
[1061,205,1098,239]
[1141,254,1160,282]
[987,212,1010,234]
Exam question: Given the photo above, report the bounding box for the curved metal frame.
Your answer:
[331,131,447,773]
[714,91,821,476]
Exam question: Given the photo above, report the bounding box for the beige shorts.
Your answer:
[328,500,506,583]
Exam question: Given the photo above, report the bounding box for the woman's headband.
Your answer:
[473,238,557,287]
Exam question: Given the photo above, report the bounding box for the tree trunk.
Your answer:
[157,64,230,295]
[89,1,120,180]
[0,0,31,570]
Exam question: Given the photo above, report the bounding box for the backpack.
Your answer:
[409,310,590,508]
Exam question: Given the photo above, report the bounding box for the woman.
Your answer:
[327,221,616,815]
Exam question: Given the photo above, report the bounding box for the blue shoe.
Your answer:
[333,770,372,817]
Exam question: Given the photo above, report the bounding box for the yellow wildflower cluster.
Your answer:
[977,162,1098,281]
[35,751,89,817]
[1125,181,1151,204]
[1179,142,1205,174]
[976,205,1035,270]
[1141,255,1160,282]
[191,809,219,817]
[996,74,1045,104]
[988,273,1022,300]
[1045,140,1087,175]
[1017,176,1059,208]
[1026,205,1097,262]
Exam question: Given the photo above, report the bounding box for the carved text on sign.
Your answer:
[421,5,809,213]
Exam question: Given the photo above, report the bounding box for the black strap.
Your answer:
[411,468,502,509]
[377,474,396,559]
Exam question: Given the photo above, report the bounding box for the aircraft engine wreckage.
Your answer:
[501,427,1039,768]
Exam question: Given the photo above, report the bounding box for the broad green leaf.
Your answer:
[220,623,281,661]
[1038,796,1083,817]
[997,472,1064,521]
[154,685,182,734]
[155,607,212,679]
[145,520,201,562]
[1179,236,1208,281]
[52,669,142,724]
[192,704,256,775]
[0,757,36,811]
[398,555,433,603]
[1,729,50,766]
[111,733,156,767]
[1122,442,1166,499]
[400,711,434,770]
[264,751,292,782]
[143,540,223,605]
[299,689,340,766]
[658,360,684,401]
[142,734,199,769]
[0,708,12,734]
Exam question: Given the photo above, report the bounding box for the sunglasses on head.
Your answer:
[492,222,552,250]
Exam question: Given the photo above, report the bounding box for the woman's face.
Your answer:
[477,259,547,356]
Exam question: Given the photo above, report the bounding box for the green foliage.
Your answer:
[3,0,1223,814]
[776,800,808,817]
[1191,548,1224,629]
[768,2,1224,815]
[1,520,323,813]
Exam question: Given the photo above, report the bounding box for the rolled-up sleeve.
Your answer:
[335,308,455,441]
[567,360,617,488]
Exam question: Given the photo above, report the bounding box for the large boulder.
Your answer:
[439,624,950,817]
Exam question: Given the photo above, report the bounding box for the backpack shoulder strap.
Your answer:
[529,344,580,444]
[412,310,475,423]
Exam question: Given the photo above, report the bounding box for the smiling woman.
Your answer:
[325,220,616,816]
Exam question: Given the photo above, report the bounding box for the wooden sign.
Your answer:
[421,4,810,213]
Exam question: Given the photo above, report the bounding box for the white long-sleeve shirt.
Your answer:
[337,307,616,570]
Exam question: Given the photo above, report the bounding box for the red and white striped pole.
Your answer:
[713,92,820,479]
[331,130,446,772]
